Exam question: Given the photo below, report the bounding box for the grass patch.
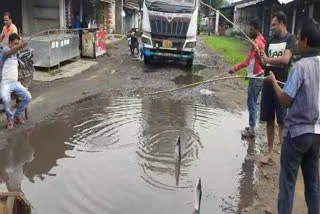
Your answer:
[202,35,250,85]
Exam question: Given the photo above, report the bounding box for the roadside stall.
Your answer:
[82,30,107,58]
[81,0,109,58]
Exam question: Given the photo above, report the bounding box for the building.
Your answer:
[0,0,119,36]
[216,0,320,37]
[0,0,22,33]
[0,0,144,37]
[123,0,140,33]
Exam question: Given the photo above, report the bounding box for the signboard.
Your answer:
[82,31,107,58]
[95,31,107,57]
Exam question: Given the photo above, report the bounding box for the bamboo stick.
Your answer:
[145,75,285,96]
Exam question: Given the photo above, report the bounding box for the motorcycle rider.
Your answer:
[129,28,139,56]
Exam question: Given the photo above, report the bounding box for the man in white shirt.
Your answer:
[0,33,31,129]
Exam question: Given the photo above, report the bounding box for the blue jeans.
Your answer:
[278,133,320,214]
[247,78,262,128]
[1,81,32,121]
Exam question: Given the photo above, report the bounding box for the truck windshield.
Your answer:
[146,0,196,13]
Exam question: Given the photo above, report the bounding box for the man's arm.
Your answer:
[230,46,255,73]
[4,41,28,59]
[265,65,302,108]
[256,49,266,68]
[261,49,292,66]
[261,35,296,66]
[0,33,4,43]
[268,71,292,108]
[256,40,268,68]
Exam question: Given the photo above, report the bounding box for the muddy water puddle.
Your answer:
[1,95,258,214]
[171,74,203,86]
[143,62,209,74]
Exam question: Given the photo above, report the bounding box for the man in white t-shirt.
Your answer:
[0,33,31,129]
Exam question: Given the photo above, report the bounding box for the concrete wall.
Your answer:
[22,0,60,35]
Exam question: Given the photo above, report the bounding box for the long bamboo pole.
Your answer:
[145,75,285,96]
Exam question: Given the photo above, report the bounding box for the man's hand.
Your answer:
[260,51,269,64]
[21,41,28,49]
[228,67,236,74]
[251,41,258,52]
[264,71,276,85]
[18,59,25,69]
[0,33,4,43]
[266,71,293,108]
[5,41,28,59]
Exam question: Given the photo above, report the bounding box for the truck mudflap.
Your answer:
[144,48,194,59]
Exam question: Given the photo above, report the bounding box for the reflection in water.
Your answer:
[171,74,204,86]
[7,95,257,214]
[0,132,34,192]
[138,98,203,190]
[237,138,257,212]
[175,161,181,186]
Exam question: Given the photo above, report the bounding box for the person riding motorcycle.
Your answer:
[127,28,139,56]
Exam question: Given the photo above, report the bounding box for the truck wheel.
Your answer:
[186,58,193,69]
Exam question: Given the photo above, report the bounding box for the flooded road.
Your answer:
[0,94,258,214]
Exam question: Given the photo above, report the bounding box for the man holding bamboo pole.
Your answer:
[258,11,296,164]
[229,18,266,138]
[265,19,320,214]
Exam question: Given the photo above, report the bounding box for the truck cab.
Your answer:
[141,0,198,68]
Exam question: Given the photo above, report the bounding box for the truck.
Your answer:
[141,0,198,68]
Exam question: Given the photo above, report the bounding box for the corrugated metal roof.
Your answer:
[124,0,140,10]
[235,0,264,9]
[277,0,295,4]
[100,0,115,3]
[219,0,255,9]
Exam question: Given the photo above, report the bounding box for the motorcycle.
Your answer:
[18,48,35,89]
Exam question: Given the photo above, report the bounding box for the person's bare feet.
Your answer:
[7,120,14,130]
[14,116,25,124]
[260,152,273,165]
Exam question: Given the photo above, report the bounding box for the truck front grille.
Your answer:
[152,40,184,49]
[150,16,190,37]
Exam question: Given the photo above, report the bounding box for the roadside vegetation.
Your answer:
[202,35,250,84]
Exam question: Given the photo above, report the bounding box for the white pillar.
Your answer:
[292,4,296,34]
[215,10,220,35]
[59,0,65,29]
[21,0,29,35]
[121,0,124,34]
[309,3,314,19]
[80,0,83,22]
